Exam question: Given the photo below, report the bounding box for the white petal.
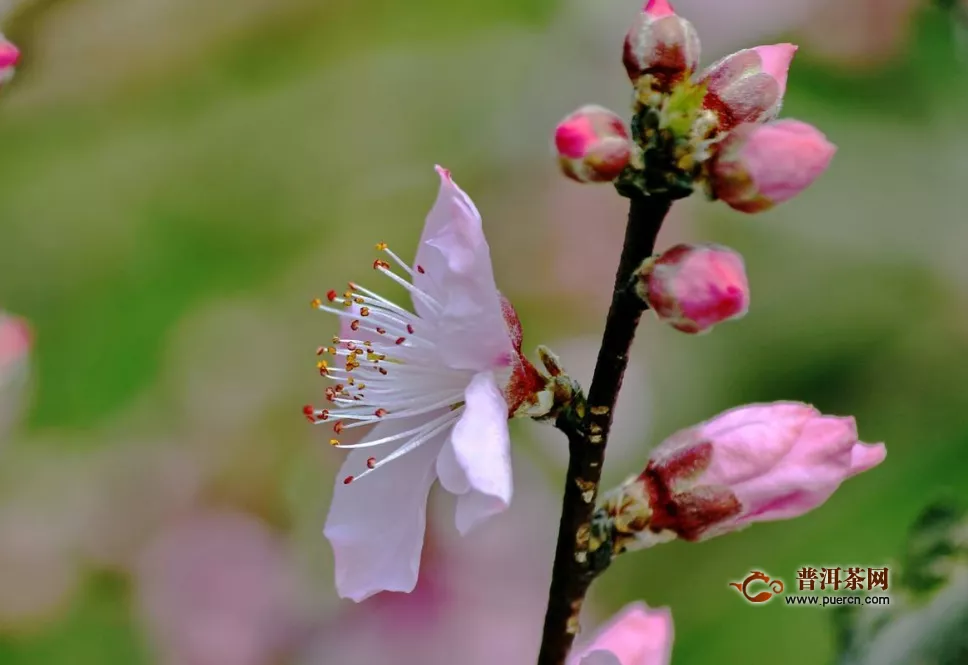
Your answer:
[323,421,446,602]
[445,371,512,535]
[436,430,471,495]
[413,167,515,371]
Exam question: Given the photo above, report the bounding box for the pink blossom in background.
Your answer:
[640,243,750,334]
[641,402,886,541]
[797,0,921,68]
[136,511,306,665]
[0,313,31,442]
[570,602,674,665]
[709,120,837,213]
[320,166,545,602]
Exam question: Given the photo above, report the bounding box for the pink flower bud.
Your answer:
[570,602,674,665]
[709,119,837,213]
[554,105,632,183]
[0,37,19,85]
[700,44,797,129]
[638,243,749,334]
[640,402,886,541]
[623,0,701,88]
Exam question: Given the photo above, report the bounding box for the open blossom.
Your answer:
[0,312,31,441]
[637,243,749,334]
[639,402,886,541]
[315,166,545,602]
[570,602,674,665]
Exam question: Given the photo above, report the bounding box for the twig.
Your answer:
[536,194,672,665]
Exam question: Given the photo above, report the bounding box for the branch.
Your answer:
[536,194,672,665]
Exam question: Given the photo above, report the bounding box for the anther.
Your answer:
[366,457,377,469]
[334,421,344,434]
[375,242,388,251]
[310,298,322,308]
[302,405,314,416]
[379,367,388,375]
[417,265,425,274]
[375,408,388,417]
[343,475,354,485]
[395,337,406,345]
[316,346,325,355]
[353,296,365,304]
[360,307,370,317]
[406,324,415,334]
[350,320,360,331]
[330,438,340,446]
[376,327,387,335]
[326,290,338,302]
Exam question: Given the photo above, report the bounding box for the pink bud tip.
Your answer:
[643,0,676,18]
[554,105,631,184]
[752,43,797,100]
[623,5,701,86]
[640,244,750,334]
[0,40,18,72]
[641,402,886,541]
[709,119,837,213]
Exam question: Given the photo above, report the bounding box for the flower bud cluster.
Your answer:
[552,0,835,211]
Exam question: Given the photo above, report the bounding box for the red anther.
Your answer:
[351,320,361,331]
[376,327,387,335]
[375,408,388,417]
[326,289,338,302]
[334,421,344,434]
[366,457,377,469]
[416,265,425,274]
[305,414,316,423]
[316,346,326,355]
[303,405,315,416]
[406,324,414,334]
[343,475,354,485]
[395,337,406,345]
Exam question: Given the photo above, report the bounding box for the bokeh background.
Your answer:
[0,0,966,663]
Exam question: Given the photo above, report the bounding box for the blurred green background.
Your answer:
[0,0,966,663]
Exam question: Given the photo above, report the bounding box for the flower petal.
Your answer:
[573,602,674,665]
[444,371,512,535]
[413,166,515,371]
[323,421,446,602]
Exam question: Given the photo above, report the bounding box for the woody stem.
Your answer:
[536,194,672,665]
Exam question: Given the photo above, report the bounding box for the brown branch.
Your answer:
[536,194,672,665]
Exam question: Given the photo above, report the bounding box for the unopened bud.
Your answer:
[700,43,797,129]
[554,105,632,183]
[708,119,836,213]
[623,0,701,88]
[638,403,885,542]
[637,243,749,334]
[0,37,19,86]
